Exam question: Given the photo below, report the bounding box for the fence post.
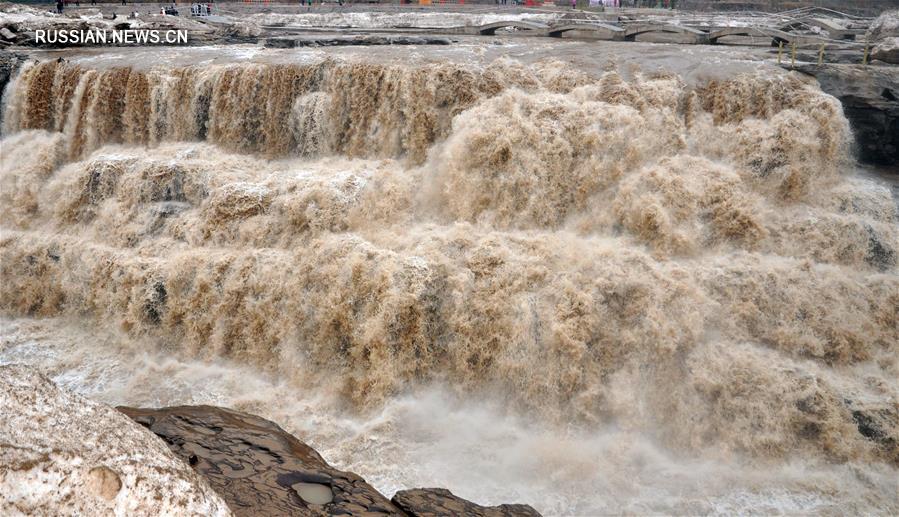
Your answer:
[817,43,824,66]
[777,40,783,65]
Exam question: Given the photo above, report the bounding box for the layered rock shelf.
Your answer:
[120,405,542,516]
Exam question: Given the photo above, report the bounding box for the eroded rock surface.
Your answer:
[392,488,541,517]
[792,63,899,166]
[867,10,899,43]
[872,36,899,65]
[0,365,230,517]
[0,52,27,119]
[867,11,899,65]
[118,405,544,516]
[118,405,405,516]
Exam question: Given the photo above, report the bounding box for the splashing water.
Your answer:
[1,56,897,514]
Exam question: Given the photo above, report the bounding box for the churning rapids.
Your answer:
[1,54,897,515]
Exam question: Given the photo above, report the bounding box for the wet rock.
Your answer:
[143,280,167,324]
[392,488,541,517]
[0,365,229,516]
[146,201,191,235]
[117,405,542,516]
[117,405,404,516]
[864,224,896,271]
[791,63,899,167]
[223,22,261,43]
[850,407,898,464]
[0,52,27,121]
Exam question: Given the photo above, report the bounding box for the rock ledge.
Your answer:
[119,405,542,517]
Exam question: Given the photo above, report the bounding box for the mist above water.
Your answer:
[1,57,897,514]
[3,315,896,515]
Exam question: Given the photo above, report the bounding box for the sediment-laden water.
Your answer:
[1,56,897,514]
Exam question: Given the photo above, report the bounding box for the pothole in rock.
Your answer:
[87,466,122,500]
[292,482,333,505]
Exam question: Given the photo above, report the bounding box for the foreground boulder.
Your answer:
[0,365,230,516]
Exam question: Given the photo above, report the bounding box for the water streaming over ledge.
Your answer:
[1,56,897,514]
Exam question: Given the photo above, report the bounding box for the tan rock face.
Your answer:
[872,36,899,64]
[867,10,899,42]
[0,364,232,517]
